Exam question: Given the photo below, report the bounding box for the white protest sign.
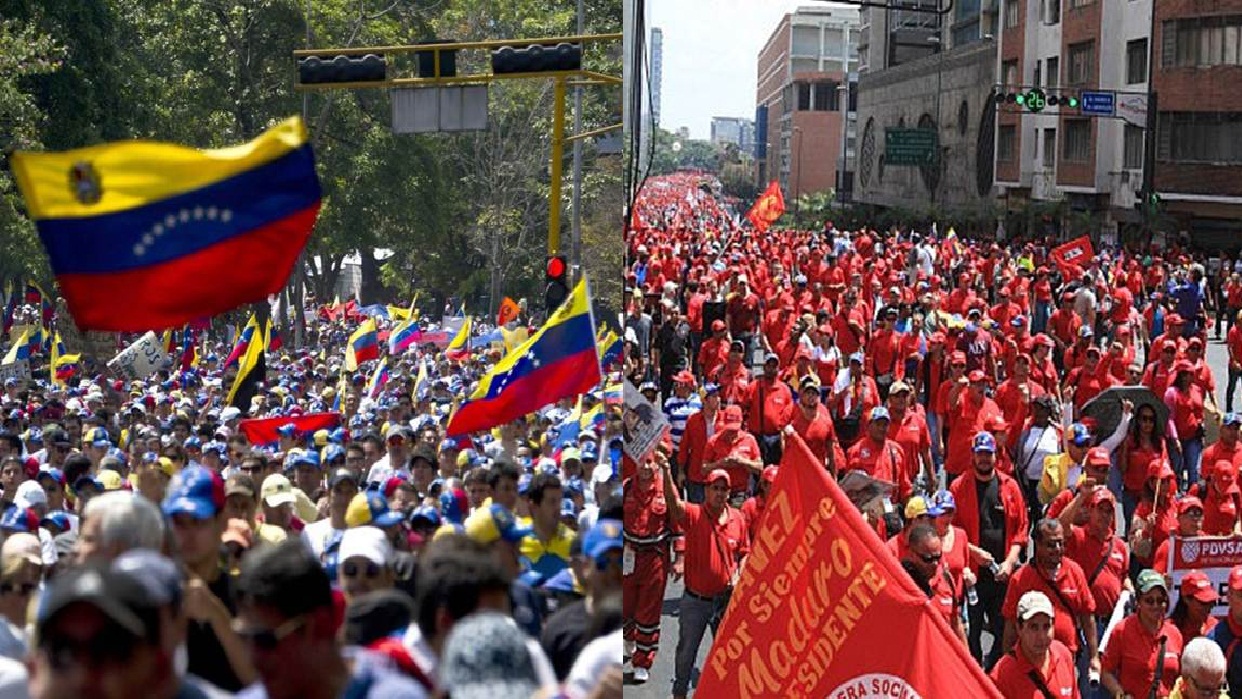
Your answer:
[623,379,669,464]
[0,360,31,386]
[107,332,170,381]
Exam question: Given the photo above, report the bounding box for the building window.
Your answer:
[1158,112,1242,163]
[797,82,812,111]
[958,100,970,136]
[1042,0,1060,25]
[1045,56,1059,87]
[1033,59,1042,86]
[1124,124,1144,168]
[1002,59,1019,87]
[813,83,834,111]
[1126,39,1148,83]
[1043,127,1056,166]
[1162,17,1242,67]
[1005,0,1020,28]
[999,125,1017,161]
[1063,119,1091,161]
[1068,0,1092,9]
[1067,41,1094,85]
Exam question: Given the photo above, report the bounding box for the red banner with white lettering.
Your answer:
[1049,235,1095,275]
[695,430,1002,699]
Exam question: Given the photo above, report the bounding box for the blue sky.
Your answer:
[650,0,808,139]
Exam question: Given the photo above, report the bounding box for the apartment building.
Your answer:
[754,6,861,200]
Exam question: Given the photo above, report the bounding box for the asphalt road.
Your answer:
[625,334,1233,697]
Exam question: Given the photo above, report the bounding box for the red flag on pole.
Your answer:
[695,430,1002,699]
[745,181,786,233]
[1049,235,1095,276]
[496,297,521,326]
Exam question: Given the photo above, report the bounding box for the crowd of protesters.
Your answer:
[623,171,1242,699]
[0,297,626,699]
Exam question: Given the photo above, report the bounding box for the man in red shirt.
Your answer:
[623,450,678,681]
[746,352,795,465]
[702,405,762,502]
[1203,412,1242,476]
[740,466,776,541]
[714,340,751,407]
[945,370,1002,478]
[847,406,910,501]
[900,522,968,645]
[1058,488,1131,625]
[1227,317,1242,412]
[658,458,749,699]
[885,381,934,492]
[726,277,761,367]
[951,432,1029,669]
[990,591,1079,698]
[696,320,730,380]
[677,383,723,503]
[1002,519,1100,679]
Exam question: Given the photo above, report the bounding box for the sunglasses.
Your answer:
[234,615,306,651]
[0,583,35,596]
[342,561,383,579]
[1138,594,1169,606]
[42,625,138,671]
[920,553,942,564]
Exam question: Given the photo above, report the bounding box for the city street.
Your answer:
[625,334,1234,697]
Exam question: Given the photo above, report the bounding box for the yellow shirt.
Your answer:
[1038,453,1080,505]
[519,523,575,581]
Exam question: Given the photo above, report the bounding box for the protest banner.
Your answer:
[695,429,1001,699]
[0,360,31,387]
[106,331,170,381]
[1166,535,1242,617]
[622,379,669,465]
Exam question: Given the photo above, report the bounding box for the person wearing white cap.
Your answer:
[13,480,57,567]
[337,526,395,604]
[0,532,42,660]
[990,590,1078,697]
[578,464,615,532]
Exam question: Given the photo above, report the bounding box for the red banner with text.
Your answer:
[695,430,1002,699]
[1049,235,1095,275]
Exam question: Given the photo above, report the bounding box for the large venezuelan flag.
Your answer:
[11,117,321,332]
[446,278,601,437]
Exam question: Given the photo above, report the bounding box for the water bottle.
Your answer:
[987,560,1001,578]
[966,584,979,607]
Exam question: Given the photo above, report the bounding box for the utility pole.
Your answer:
[571,0,585,280]
[1140,0,1159,236]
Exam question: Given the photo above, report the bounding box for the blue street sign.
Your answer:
[1080,91,1115,116]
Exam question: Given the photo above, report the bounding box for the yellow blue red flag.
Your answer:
[446,278,600,437]
[10,116,322,331]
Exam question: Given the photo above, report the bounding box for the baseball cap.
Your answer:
[35,565,159,644]
[1137,569,1168,594]
[409,505,442,528]
[1225,413,1242,427]
[760,465,779,484]
[13,481,46,510]
[967,370,987,383]
[972,432,996,453]
[1016,591,1055,621]
[582,519,623,566]
[338,525,394,567]
[260,474,297,508]
[904,496,930,519]
[722,405,743,429]
[344,492,405,528]
[1085,446,1111,468]
[162,465,225,520]
[440,612,540,699]
[706,469,731,489]
[328,467,359,489]
[1068,423,1092,447]
[1180,570,1219,604]
[888,381,913,395]
[932,490,956,513]
[1,532,42,566]
[1179,496,1205,515]
[870,406,890,422]
[849,351,865,364]
[439,488,469,525]
[950,351,967,365]
[1229,565,1242,592]
[464,503,532,545]
[1088,488,1116,507]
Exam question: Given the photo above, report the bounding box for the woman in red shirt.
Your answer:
[1201,459,1242,536]
[1170,570,1220,642]
[1166,361,1206,489]
[1130,459,1180,573]
[1100,570,1183,698]
[931,490,973,598]
[1120,403,1171,531]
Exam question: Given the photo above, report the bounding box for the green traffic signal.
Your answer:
[1066,96,1079,108]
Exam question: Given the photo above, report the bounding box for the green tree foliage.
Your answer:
[0,0,621,327]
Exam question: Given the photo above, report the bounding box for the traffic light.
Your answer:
[1134,190,1161,212]
[415,40,457,78]
[297,54,387,85]
[995,88,1079,112]
[544,255,570,313]
[492,43,582,75]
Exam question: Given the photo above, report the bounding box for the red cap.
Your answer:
[1086,446,1112,468]
[983,415,1007,431]
[1178,496,1205,514]
[1175,360,1195,375]
[1229,565,1242,592]
[1088,488,1115,507]
[711,319,726,332]
[673,370,696,385]
[1147,458,1176,482]
[1182,570,1220,604]
[706,469,731,488]
[1167,313,1184,325]
[950,351,968,365]
[928,332,946,346]
[722,405,743,429]
[967,370,987,383]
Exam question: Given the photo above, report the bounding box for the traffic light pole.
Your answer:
[549,76,567,257]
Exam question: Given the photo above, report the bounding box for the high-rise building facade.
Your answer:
[711,116,756,151]
[650,27,664,127]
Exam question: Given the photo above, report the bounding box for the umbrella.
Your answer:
[1080,386,1166,440]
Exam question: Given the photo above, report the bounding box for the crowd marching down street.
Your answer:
[0,119,629,699]
[623,171,1242,698]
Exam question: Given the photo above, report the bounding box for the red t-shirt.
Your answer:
[1065,526,1129,615]
[681,503,750,598]
[702,430,761,496]
[990,641,1079,699]
[1100,616,1182,698]
[1002,559,1096,652]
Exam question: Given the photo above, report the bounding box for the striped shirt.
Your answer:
[663,393,702,451]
